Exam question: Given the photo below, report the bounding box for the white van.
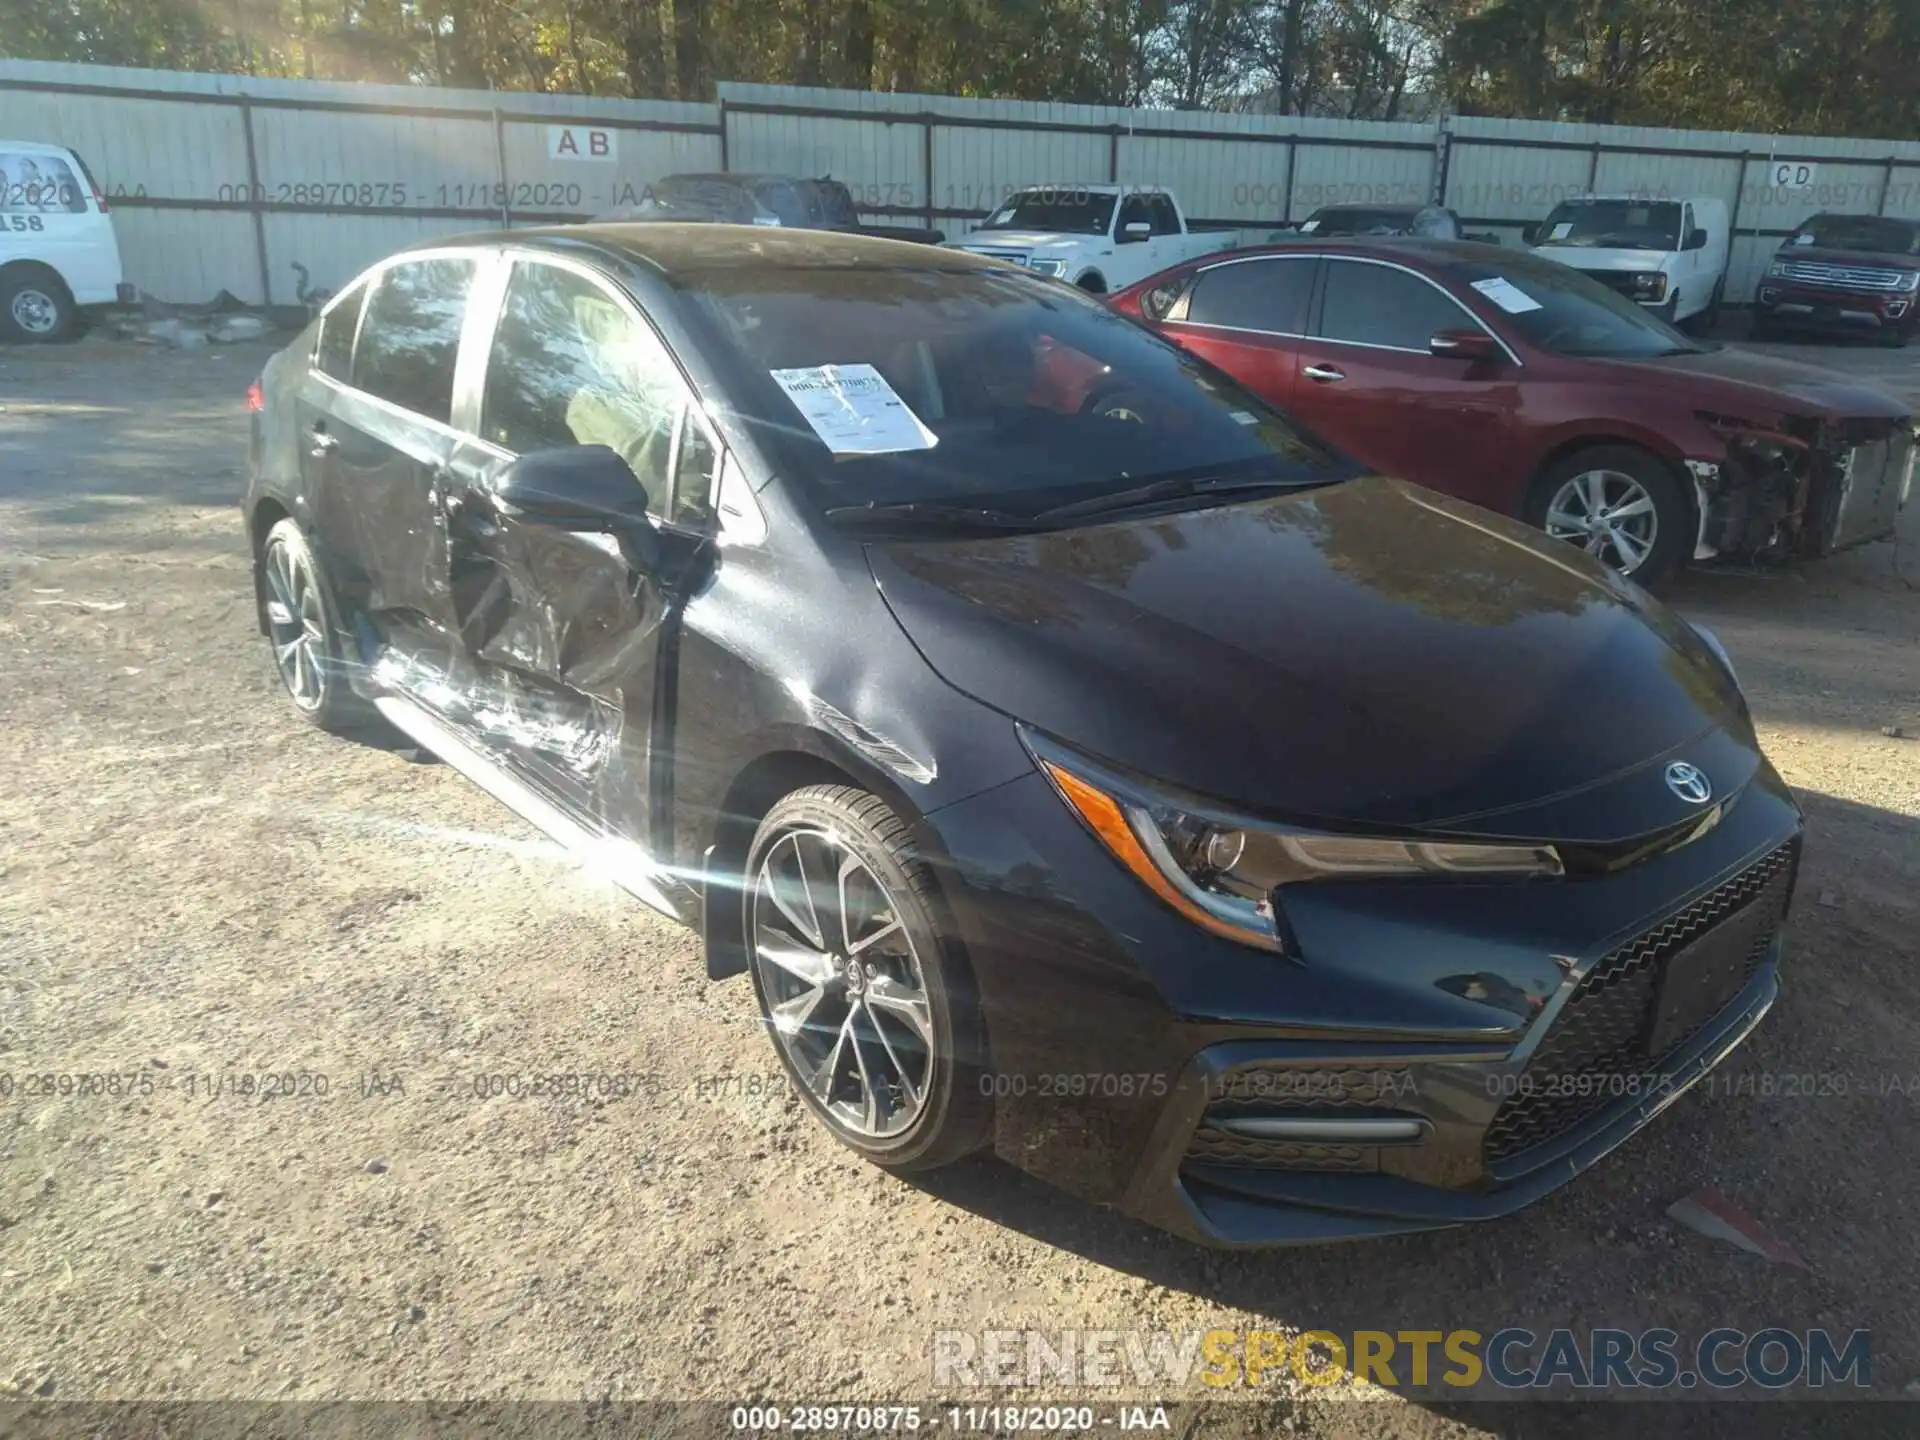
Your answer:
[1525,194,1731,329]
[1,140,132,342]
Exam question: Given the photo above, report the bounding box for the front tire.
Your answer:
[1525,445,1690,588]
[746,784,992,1172]
[259,517,376,734]
[0,267,75,343]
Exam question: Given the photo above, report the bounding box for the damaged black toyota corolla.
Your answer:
[244,225,1803,1246]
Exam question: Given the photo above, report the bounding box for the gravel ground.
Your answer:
[2,330,1917,1435]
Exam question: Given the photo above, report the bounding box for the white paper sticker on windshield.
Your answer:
[1470,277,1544,314]
[1299,219,1319,232]
[771,364,938,456]
[1793,233,1815,245]
[1548,221,1573,240]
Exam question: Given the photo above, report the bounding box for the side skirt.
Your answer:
[373,691,687,924]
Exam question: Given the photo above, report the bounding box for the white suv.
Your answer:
[1,140,132,343]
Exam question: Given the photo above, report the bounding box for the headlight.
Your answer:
[1896,271,1920,292]
[1028,258,1068,277]
[1025,732,1563,953]
[1767,259,1789,278]
[1633,272,1668,300]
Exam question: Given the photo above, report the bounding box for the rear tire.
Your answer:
[1524,445,1691,588]
[0,267,75,343]
[259,517,378,735]
[746,784,992,1173]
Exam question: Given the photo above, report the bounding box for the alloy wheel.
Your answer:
[751,826,935,1139]
[10,288,59,336]
[263,537,329,710]
[1544,469,1660,575]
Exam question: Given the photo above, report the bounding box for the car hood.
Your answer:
[868,478,1757,841]
[1531,245,1672,269]
[1613,347,1911,423]
[946,231,1096,252]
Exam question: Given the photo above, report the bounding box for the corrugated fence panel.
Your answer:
[496,118,720,219]
[112,209,262,306]
[1444,140,1590,234]
[934,124,1110,229]
[7,61,1920,305]
[0,85,246,201]
[263,212,474,300]
[1290,142,1432,216]
[253,106,497,209]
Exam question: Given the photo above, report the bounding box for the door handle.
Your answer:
[307,423,337,457]
[1303,364,1347,383]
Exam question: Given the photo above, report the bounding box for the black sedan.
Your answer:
[243,224,1802,1246]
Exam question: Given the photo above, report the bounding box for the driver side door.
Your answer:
[1286,257,1519,511]
[443,255,722,846]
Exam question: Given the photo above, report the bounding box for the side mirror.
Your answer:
[1520,222,1541,246]
[1685,227,1709,250]
[1429,329,1501,362]
[1120,220,1152,243]
[493,445,663,570]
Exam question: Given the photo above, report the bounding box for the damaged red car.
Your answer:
[1112,239,1916,586]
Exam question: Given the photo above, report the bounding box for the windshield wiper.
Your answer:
[1032,475,1312,522]
[824,501,1045,533]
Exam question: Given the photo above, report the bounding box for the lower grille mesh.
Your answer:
[1185,1066,1413,1171]
[1483,842,1797,1167]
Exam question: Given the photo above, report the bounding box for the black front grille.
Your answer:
[1186,1130,1376,1171]
[1186,1065,1413,1171]
[1483,843,1797,1167]
[1205,1065,1414,1110]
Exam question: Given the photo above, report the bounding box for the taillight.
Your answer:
[92,185,110,214]
[246,379,265,413]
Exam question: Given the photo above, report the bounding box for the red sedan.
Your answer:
[1110,238,1914,586]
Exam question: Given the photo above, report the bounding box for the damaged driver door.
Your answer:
[433,254,718,854]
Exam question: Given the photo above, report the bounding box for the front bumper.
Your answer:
[1125,950,1779,1246]
[1756,283,1917,333]
[926,756,1803,1247]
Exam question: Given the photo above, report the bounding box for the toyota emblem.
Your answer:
[1665,760,1712,805]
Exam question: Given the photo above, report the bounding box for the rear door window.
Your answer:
[316,281,368,380]
[350,258,477,423]
[479,259,689,515]
[1318,260,1472,350]
[1184,257,1315,335]
[0,150,87,214]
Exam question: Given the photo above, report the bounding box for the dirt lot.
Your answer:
[2,328,1918,1434]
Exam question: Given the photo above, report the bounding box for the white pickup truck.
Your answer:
[942,185,1234,293]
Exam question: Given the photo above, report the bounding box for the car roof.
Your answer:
[417,221,1005,277]
[1571,192,1720,204]
[655,172,840,187]
[1311,202,1426,214]
[0,139,78,156]
[1248,235,1493,264]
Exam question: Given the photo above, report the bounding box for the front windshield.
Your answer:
[1536,200,1682,250]
[684,265,1344,516]
[978,190,1115,235]
[1789,214,1920,256]
[1305,207,1416,236]
[1451,254,1700,359]
[637,178,756,223]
